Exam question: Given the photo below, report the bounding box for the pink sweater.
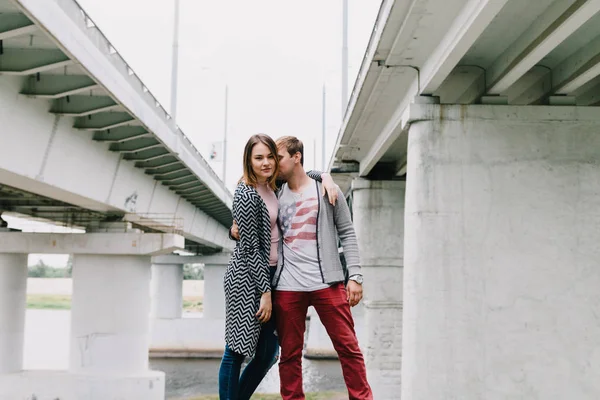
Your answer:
[256,183,279,266]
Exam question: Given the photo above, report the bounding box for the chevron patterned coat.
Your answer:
[223,182,272,357]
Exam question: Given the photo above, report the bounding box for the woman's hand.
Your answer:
[230,220,240,240]
[256,291,272,323]
[321,173,340,205]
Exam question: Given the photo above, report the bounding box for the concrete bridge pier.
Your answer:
[151,262,184,320]
[0,231,183,400]
[352,179,404,399]
[150,253,230,358]
[402,104,600,399]
[0,254,28,374]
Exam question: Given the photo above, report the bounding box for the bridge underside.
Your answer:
[0,0,233,253]
[331,1,600,398]
[333,0,600,191]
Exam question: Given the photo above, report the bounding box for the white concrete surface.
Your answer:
[352,179,405,399]
[0,370,165,400]
[402,104,600,399]
[202,262,228,320]
[149,254,230,356]
[70,255,152,375]
[26,277,204,297]
[0,73,231,250]
[0,254,28,373]
[151,264,183,319]
[0,232,184,255]
[150,317,225,358]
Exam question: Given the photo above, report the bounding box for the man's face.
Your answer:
[277,146,295,181]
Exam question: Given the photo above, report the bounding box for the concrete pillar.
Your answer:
[402,105,600,399]
[352,179,404,399]
[0,254,28,373]
[70,255,151,374]
[202,254,230,319]
[149,253,230,358]
[151,263,183,319]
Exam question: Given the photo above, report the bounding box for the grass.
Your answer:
[26,294,204,312]
[27,294,71,310]
[182,296,203,312]
[183,392,346,400]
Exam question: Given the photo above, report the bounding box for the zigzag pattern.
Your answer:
[223,182,272,357]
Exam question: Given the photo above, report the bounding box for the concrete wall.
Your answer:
[0,75,230,249]
[402,105,600,399]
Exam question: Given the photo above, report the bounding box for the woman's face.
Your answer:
[250,142,276,183]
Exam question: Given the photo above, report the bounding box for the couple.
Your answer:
[219,133,373,400]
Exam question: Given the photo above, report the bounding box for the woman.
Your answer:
[219,134,336,399]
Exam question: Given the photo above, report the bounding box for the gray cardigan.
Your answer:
[273,180,361,287]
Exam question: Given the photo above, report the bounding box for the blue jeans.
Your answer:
[218,315,279,399]
[219,268,279,399]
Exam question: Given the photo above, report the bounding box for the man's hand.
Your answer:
[346,281,363,307]
[256,291,272,323]
[321,173,339,206]
[230,220,240,240]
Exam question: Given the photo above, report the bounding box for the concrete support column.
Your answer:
[402,105,600,399]
[352,179,405,399]
[70,254,152,374]
[151,263,183,319]
[202,254,230,320]
[0,254,28,373]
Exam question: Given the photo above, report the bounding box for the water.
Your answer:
[152,358,345,399]
[24,310,345,398]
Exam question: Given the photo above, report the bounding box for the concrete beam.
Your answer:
[167,181,199,191]
[124,151,171,162]
[92,126,148,142]
[144,161,183,174]
[0,232,184,255]
[488,0,600,94]
[434,66,486,104]
[420,0,509,94]
[109,139,161,153]
[0,14,36,40]
[152,167,188,179]
[20,75,99,99]
[504,66,552,105]
[358,88,417,177]
[15,0,232,211]
[74,112,138,131]
[50,96,121,117]
[152,253,231,265]
[0,49,73,75]
[162,175,196,186]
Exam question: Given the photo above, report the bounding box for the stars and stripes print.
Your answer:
[280,195,318,252]
[223,182,271,357]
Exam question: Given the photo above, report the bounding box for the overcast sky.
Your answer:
[75,0,381,191]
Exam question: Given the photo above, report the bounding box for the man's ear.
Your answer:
[294,152,302,165]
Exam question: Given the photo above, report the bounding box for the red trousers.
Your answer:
[274,283,373,400]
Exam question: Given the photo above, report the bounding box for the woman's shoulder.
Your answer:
[234,182,259,200]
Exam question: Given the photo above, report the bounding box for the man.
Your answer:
[273,136,372,399]
[231,136,372,399]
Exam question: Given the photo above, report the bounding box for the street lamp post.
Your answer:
[170,0,180,121]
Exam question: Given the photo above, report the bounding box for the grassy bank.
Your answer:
[27,294,204,312]
[184,393,346,400]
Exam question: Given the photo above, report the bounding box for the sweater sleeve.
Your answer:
[332,187,361,278]
[232,191,271,294]
[306,170,323,181]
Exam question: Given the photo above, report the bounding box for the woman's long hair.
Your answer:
[241,134,280,191]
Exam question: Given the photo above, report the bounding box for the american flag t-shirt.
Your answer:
[277,182,329,291]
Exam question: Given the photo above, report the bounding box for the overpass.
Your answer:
[0,0,234,398]
[331,0,600,398]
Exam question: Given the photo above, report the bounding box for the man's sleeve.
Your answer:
[333,188,361,277]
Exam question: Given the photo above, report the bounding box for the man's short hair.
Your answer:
[276,136,304,166]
